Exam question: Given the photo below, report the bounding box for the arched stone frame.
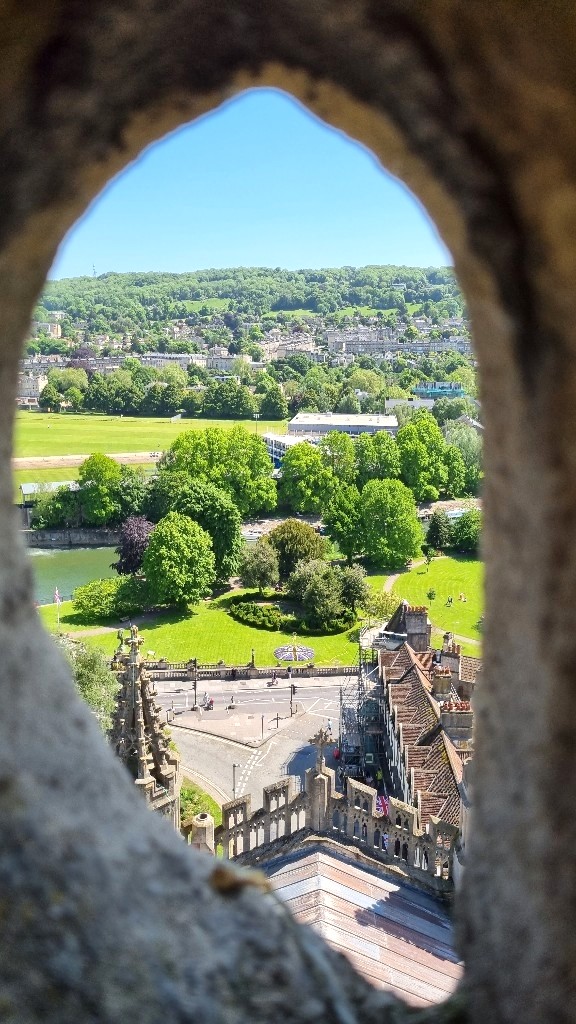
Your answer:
[1,4,576,1024]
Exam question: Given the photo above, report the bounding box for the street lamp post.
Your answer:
[253,412,260,434]
[232,762,240,800]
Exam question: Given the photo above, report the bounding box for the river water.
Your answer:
[27,547,116,604]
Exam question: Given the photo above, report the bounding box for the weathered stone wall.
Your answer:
[1,3,576,1023]
[23,527,119,548]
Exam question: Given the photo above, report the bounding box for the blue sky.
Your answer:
[50,89,450,279]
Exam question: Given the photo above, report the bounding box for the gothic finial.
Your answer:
[309,726,332,770]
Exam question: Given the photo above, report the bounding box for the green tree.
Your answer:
[203,379,255,418]
[63,386,84,411]
[268,519,326,578]
[48,368,89,393]
[259,384,288,420]
[172,479,243,583]
[323,483,361,563]
[339,564,370,614]
[396,412,449,501]
[302,567,345,629]
[77,453,122,526]
[143,470,191,522]
[426,509,452,550]
[354,431,400,487]
[360,478,422,567]
[432,396,476,425]
[363,589,399,624]
[239,539,279,594]
[30,486,81,529]
[64,641,120,733]
[335,391,361,414]
[142,512,215,607]
[447,365,477,397]
[72,576,143,620]
[114,465,147,521]
[318,431,357,484]
[39,383,63,410]
[286,558,327,602]
[451,509,482,553]
[163,426,276,518]
[443,421,483,494]
[444,445,466,498]
[279,443,335,514]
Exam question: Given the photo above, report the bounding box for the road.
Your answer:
[165,683,343,807]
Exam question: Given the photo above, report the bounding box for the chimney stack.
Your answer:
[432,664,453,696]
[441,700,474,745]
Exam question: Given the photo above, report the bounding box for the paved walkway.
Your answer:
[172,706,304,748]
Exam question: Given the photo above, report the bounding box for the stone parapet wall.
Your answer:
[217,766,457,893]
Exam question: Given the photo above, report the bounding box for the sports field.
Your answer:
[14,412,287,458]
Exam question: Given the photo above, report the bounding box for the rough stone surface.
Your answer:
[0,2,575,1022]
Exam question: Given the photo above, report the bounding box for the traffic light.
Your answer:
[291,684,297,695]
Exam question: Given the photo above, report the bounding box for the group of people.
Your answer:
[446,592,467,607]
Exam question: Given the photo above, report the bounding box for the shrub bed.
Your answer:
[228,600,285,631]
[226,592,356,634]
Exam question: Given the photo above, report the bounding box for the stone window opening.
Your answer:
[1,9,574,1024]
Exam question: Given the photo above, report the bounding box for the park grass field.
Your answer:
[39,591,361,666]
[391,555,483,646]
[14,412,287,458]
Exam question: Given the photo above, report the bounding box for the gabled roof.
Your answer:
[380,642,463,827]
[267,848,462,1007]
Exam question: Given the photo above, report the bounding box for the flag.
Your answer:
[376,795,389,816]
[54,588,61,605]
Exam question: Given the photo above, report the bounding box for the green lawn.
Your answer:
[39,591,360,666]
[366,573,389,593]
[180,779,223,824]
[391,555,483,644]
[14,412,287,458]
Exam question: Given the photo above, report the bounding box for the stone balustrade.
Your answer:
[216,758,458,892]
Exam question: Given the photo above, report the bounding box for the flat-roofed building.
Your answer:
[263,432,316,467]
[288,412,398,437]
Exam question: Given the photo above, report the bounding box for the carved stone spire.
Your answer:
[110,626,181,828]
[309,726,331,771]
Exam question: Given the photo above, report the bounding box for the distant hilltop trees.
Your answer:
[32,265,465,343]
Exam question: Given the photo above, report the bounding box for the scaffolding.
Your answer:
[338,645,386,789]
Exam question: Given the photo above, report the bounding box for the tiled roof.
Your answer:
[384,644,463,828]
[267,848,462,1007]
[460,655,482,683]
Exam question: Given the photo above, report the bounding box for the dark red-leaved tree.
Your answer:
[112,516,154,575]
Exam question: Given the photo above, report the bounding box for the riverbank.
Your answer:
[24,528,119,549]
